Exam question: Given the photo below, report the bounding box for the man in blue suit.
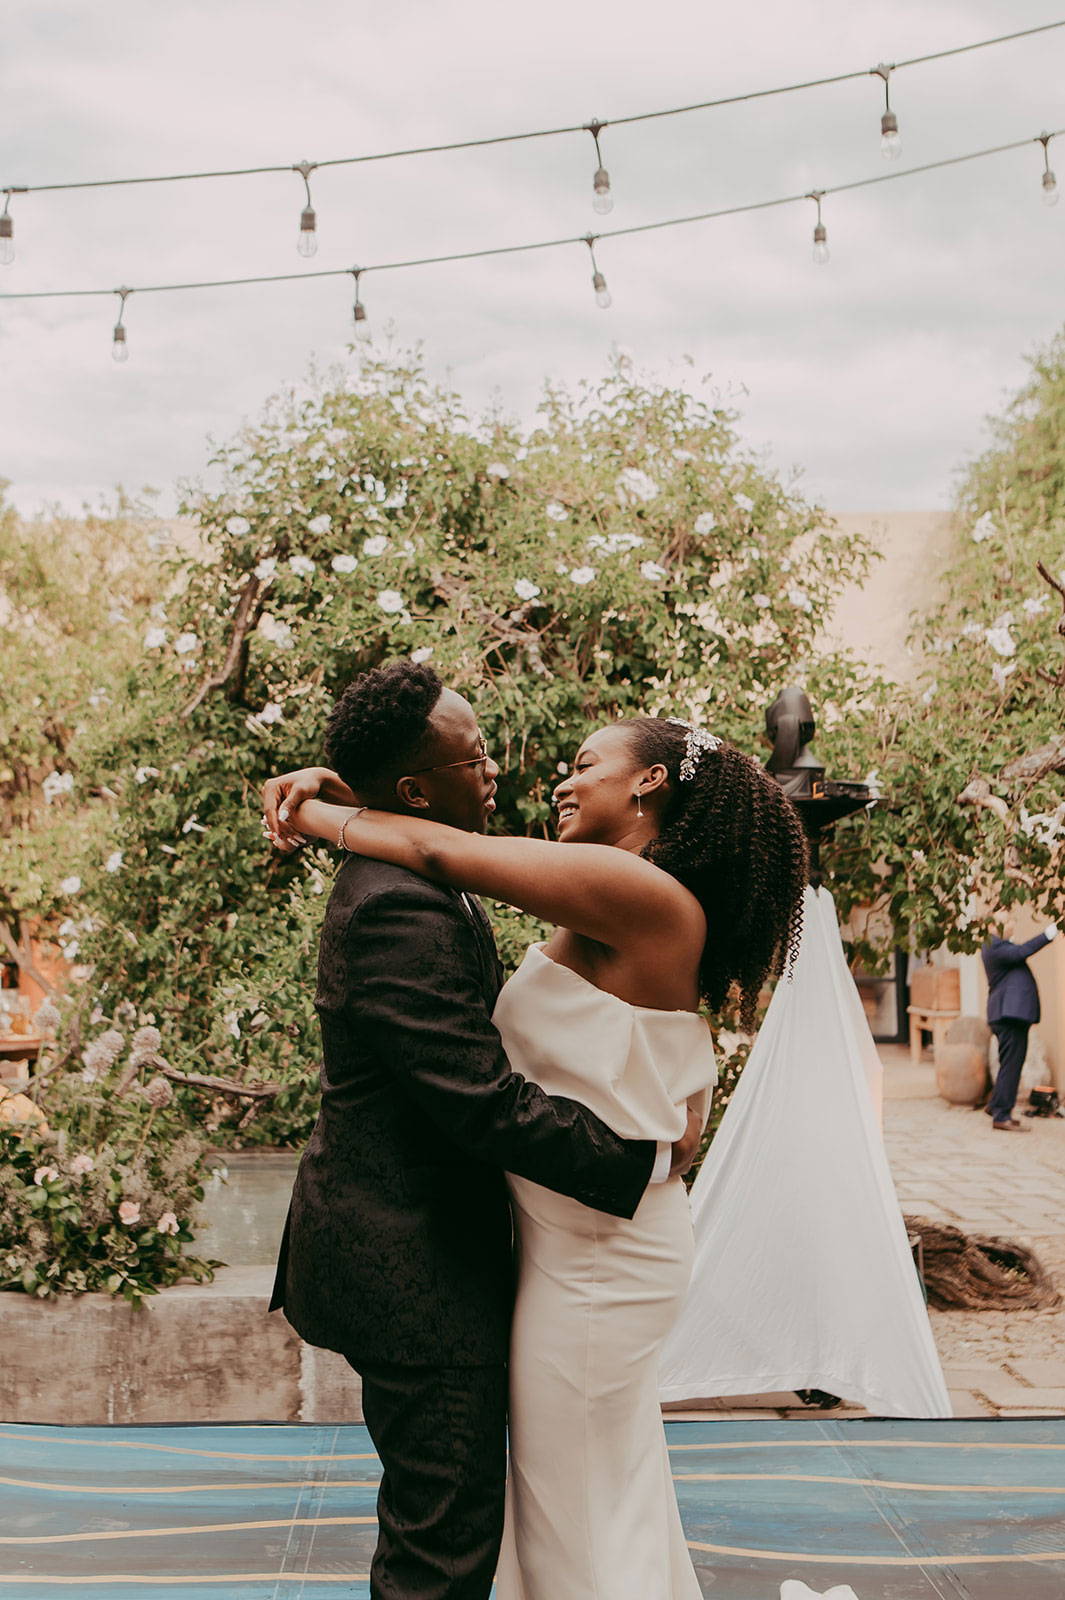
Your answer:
[982,914,1059,1130]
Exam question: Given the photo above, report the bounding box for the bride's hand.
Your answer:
[669,1104,704,1179]
[262,766,354,846]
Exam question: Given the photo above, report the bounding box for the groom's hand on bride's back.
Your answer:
[669,1105,704,1178]
[262,765,356,845]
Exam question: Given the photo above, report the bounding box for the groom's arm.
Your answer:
[346,885,658,1220]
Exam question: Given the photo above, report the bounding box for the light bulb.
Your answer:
[592,270,612,309]
[812,223,829,265]
[298,206,318,258]
[1043,169,1059,207]
[112,325,129,363]
[0,215,13,266]
[592,167,613,215]
[353,300,372,341]
[880,111,901,162]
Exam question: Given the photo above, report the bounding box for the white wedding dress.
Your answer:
[491,944,717,1600]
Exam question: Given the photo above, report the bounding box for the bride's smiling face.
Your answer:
[552,725,665,845]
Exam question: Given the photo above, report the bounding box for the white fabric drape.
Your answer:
[659,885,951,1419]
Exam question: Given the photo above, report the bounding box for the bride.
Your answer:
[266,700,806,1599]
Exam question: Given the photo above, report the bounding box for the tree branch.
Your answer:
[0,920,59,999]
[180,574,266,720]
[156,1064,283,1100]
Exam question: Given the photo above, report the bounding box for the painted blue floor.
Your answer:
[1,1418,1063,1598]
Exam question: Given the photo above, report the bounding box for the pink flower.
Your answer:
[118,1200,141,1226]
[156,1211,180,1236]
[70,1154,95,1176]
[33,1165,59,1186]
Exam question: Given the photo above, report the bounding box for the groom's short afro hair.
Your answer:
[325,660,444,793]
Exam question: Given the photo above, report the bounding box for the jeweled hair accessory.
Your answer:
[667,717,723,781]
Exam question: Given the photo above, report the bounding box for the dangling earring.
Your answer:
[634,791,644,819]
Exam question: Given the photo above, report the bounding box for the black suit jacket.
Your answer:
[982,933,1051,1025]
[270,855,655,1367]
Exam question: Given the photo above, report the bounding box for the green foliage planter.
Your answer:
[0,1039,218,1303]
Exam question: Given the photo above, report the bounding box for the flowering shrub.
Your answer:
[0,1013,218,1302]
[19,350,877,1143]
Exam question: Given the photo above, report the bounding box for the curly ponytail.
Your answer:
[622,717,808,1030]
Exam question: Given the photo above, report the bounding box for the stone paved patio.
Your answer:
[681,1044,1065,1422]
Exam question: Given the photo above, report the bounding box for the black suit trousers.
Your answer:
[356,1359,508,1600]
[989,1019,1030,1122]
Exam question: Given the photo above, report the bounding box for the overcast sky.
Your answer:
[3,1,1063,519]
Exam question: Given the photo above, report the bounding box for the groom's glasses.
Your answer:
[410,736,490,776]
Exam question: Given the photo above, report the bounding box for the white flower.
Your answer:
[410,647,434,664]
[226,516,251,536]
[42,771,75,804]
[752,593,772,608]
[1023,594,1049,617]
[616,468,660,505]
[514,578,542,601]
[921,683,938,704]
[961,620,984,638]
[377,589,406,615]
[174,632,200,655]
[991,661,1016,692]
[104,851,124,874]
[863,768,883,797]
[256,614,294,649]
[556,761,569,775]
[156,1210,180,1236]
[786,585,813,613]
[182,815,208,834]
[134,766,160,785]
[971,512,995,543]
[672,448,695,462]
[780,557,793,572]
[911,848,927,864]
[363,535,391,557]
[60,875,82,896]
[131,1025,162,1058]
[984,626,1016,658]
[486,462,510,480]
[569,567,596,586]
[143,627,168,650]
[118,1200,141,1226]
[69,1154,95,1177]
[224,1012,241,1040]
[289,555,316,577]
[694,512,716,536]
[640,561,668,582]
[307,513,332,535]
[34,1166,59,1186]
[254,557,278,581]
[545,502,569,522]
[331,553,358,573]
[733,492,754,512]
[259,701,284,725]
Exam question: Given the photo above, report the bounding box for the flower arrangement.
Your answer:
[0,1007,219,1303]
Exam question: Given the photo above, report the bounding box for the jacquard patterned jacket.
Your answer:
[270,854,654,1367]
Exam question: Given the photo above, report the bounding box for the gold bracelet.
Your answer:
[337,807,367,851]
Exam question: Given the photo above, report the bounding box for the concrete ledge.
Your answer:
[0,1267,363,1425]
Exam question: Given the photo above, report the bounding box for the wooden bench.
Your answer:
[906,1006,960,1064]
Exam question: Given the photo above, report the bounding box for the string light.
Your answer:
[5,123,1064,357]
[1038,133,1059,206]
[585,235,611,307]
[808,190,829,264]
[874,64,902,162]
[111,287,131,363]
[0,194,13,267]
[586,120,613,215]
[293,161,318,258]
[2,22,1059,233]
[350,267,371,341]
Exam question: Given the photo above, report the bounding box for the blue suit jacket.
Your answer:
[982,933,1051,1025]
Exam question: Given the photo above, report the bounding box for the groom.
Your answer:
[265,660,698,1600]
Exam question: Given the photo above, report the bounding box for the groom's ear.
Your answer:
[395,775,431,812]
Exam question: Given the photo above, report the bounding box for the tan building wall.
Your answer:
[824,511,1064,1091]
